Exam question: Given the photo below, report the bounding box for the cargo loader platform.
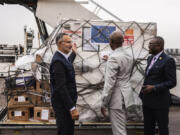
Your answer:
[0,121,145,135]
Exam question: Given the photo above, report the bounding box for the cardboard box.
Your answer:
[36,80,50,93]
[8,107,30,121]
[34,107,55,121]
[7,86,36,96]
[8,94,36,108]
[36,96,46,106]
[36,94,51,106]
[49,107,55,120]
[35,80,51,106]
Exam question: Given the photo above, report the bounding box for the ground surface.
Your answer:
[0,78,180,135]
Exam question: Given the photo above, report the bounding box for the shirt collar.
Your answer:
[112,46,123,53]
[153,51,163,60]
[57,50,69,60]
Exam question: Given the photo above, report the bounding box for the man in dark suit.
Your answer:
[50,33,79,135]
[140,36,177,135]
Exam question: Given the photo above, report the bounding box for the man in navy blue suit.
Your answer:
[140,36,177,135]
[50,33,79,135]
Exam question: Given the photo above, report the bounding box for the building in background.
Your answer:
[0,27,34,78]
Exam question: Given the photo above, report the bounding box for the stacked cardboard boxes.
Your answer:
[7,78,55,122]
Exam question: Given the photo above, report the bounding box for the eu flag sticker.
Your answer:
[91,25,116,44]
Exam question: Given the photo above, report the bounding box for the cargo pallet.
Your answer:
[0,107,160,135]
[0,122,146,135]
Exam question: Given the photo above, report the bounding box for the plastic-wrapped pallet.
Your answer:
[16,20,157,122]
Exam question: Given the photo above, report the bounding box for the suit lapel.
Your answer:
[147,56,153,67]
[152,52,165,68]
[147,52,165,75]
[56,51,66,61]
[56,51,72,66]
[145,55,153,73]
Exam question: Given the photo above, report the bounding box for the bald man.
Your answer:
[101,31,134,135]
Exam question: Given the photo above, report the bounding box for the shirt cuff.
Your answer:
[70,106,76,112]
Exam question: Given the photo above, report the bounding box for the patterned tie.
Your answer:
[147,57,157,75]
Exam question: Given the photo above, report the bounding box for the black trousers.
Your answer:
[54,108,75,135]
[143,106,169,135]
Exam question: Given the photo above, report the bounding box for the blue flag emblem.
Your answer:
[91,25,116,44]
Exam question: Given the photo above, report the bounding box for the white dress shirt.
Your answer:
[57,50,69,60]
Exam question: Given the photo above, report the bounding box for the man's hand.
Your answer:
[70,108,79,120]
[142,85,154,94]
[72,43,77,54]
[101,107,107,118]
[103,55,109,61]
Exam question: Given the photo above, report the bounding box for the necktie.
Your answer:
[147,57,157,74]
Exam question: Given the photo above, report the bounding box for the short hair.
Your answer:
[110,31,124,46]
[154,36,164,48]
[56,33,68,44]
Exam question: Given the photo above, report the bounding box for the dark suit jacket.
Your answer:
[50,51,77,111]
[140,52,176,109]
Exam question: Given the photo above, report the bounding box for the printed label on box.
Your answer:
[18,96,26,102]
[15,111,22,116]
[41,109,49,120]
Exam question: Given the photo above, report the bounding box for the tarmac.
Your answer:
[169,106,180,135]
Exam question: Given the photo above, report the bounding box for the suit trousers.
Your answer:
[109,106,127,135]
[143,106,169,135]
[54,108,75,135]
